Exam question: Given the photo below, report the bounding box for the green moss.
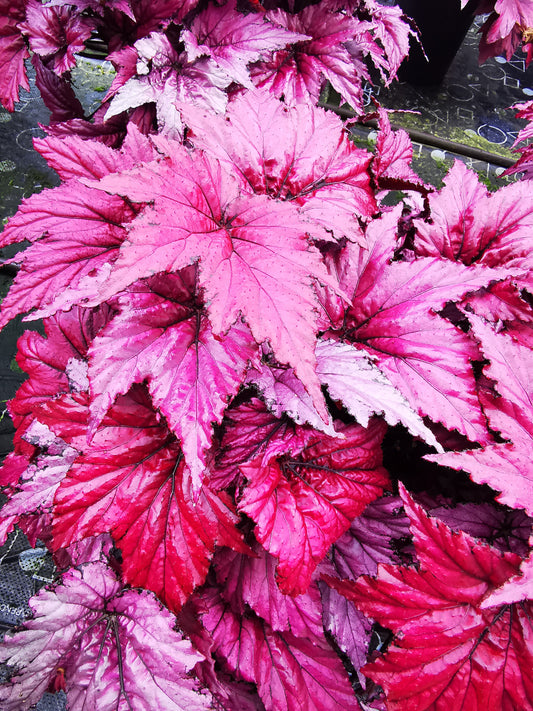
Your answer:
[388,111,515,159]
[9,357,23,375]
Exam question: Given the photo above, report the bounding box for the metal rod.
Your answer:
[319,102,515,169]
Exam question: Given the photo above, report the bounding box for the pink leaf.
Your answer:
[183,0,308,88]
[0,183,135,326]
[0,0,29,111]
[326,485,532,711]
[181,88,375,242]
[428,443,533,519]
[0,448,77,547]
[372,108,427,189]
[37,388,246,612]
[9,306,111,446]
[246,359,337,435]
[340,208,510,441]
[239,418,390,594]
[214,544,324,638]
[462,279,533,324]
[90,143,333,416]
[413,161,489,262]
[252,4,371,112]
[89,273,259,490]
[19,0,94,75]
[0,561,211,710]
[105,32,229,136]
[362,0,414,81]
[197,586,356,711]
[33,124,155,181]
[427,316,533,516]
[414,160,533,279]
[315,338,441,449]
[482,551,533,607]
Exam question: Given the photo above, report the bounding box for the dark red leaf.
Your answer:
[239,418,389,594]
[327,485,532,711]
[38,387,246,612]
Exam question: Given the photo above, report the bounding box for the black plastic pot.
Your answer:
[396,0,479,85]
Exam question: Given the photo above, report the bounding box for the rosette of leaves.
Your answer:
[0,2,533,710]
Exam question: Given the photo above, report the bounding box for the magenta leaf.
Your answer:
[327,485,533,711]
[339,207,510,442]
[197,586,355,711]
[252,4,371,112]
[0,0,29,111]
[0,561,211,710]
[372,108,426,190]
[0,452,29,488]
[239,418,390,594]
[89,272,259,489]
[213,397,312,490]
[182,0,308,88]
[37,387,246,612]
[0,183,135,326]
[19,0,94,75]
[214,544,324,638]
[90,142,333,415]
[428,316,533,516]
[413,160,533,282]
[9,306,111,447]
[31,54,85,123]
[33,124,156,181]
[181,88,376,241]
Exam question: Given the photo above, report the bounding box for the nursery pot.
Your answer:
[396,0,479,85]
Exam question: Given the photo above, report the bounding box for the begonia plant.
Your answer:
[0,1,533,710]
